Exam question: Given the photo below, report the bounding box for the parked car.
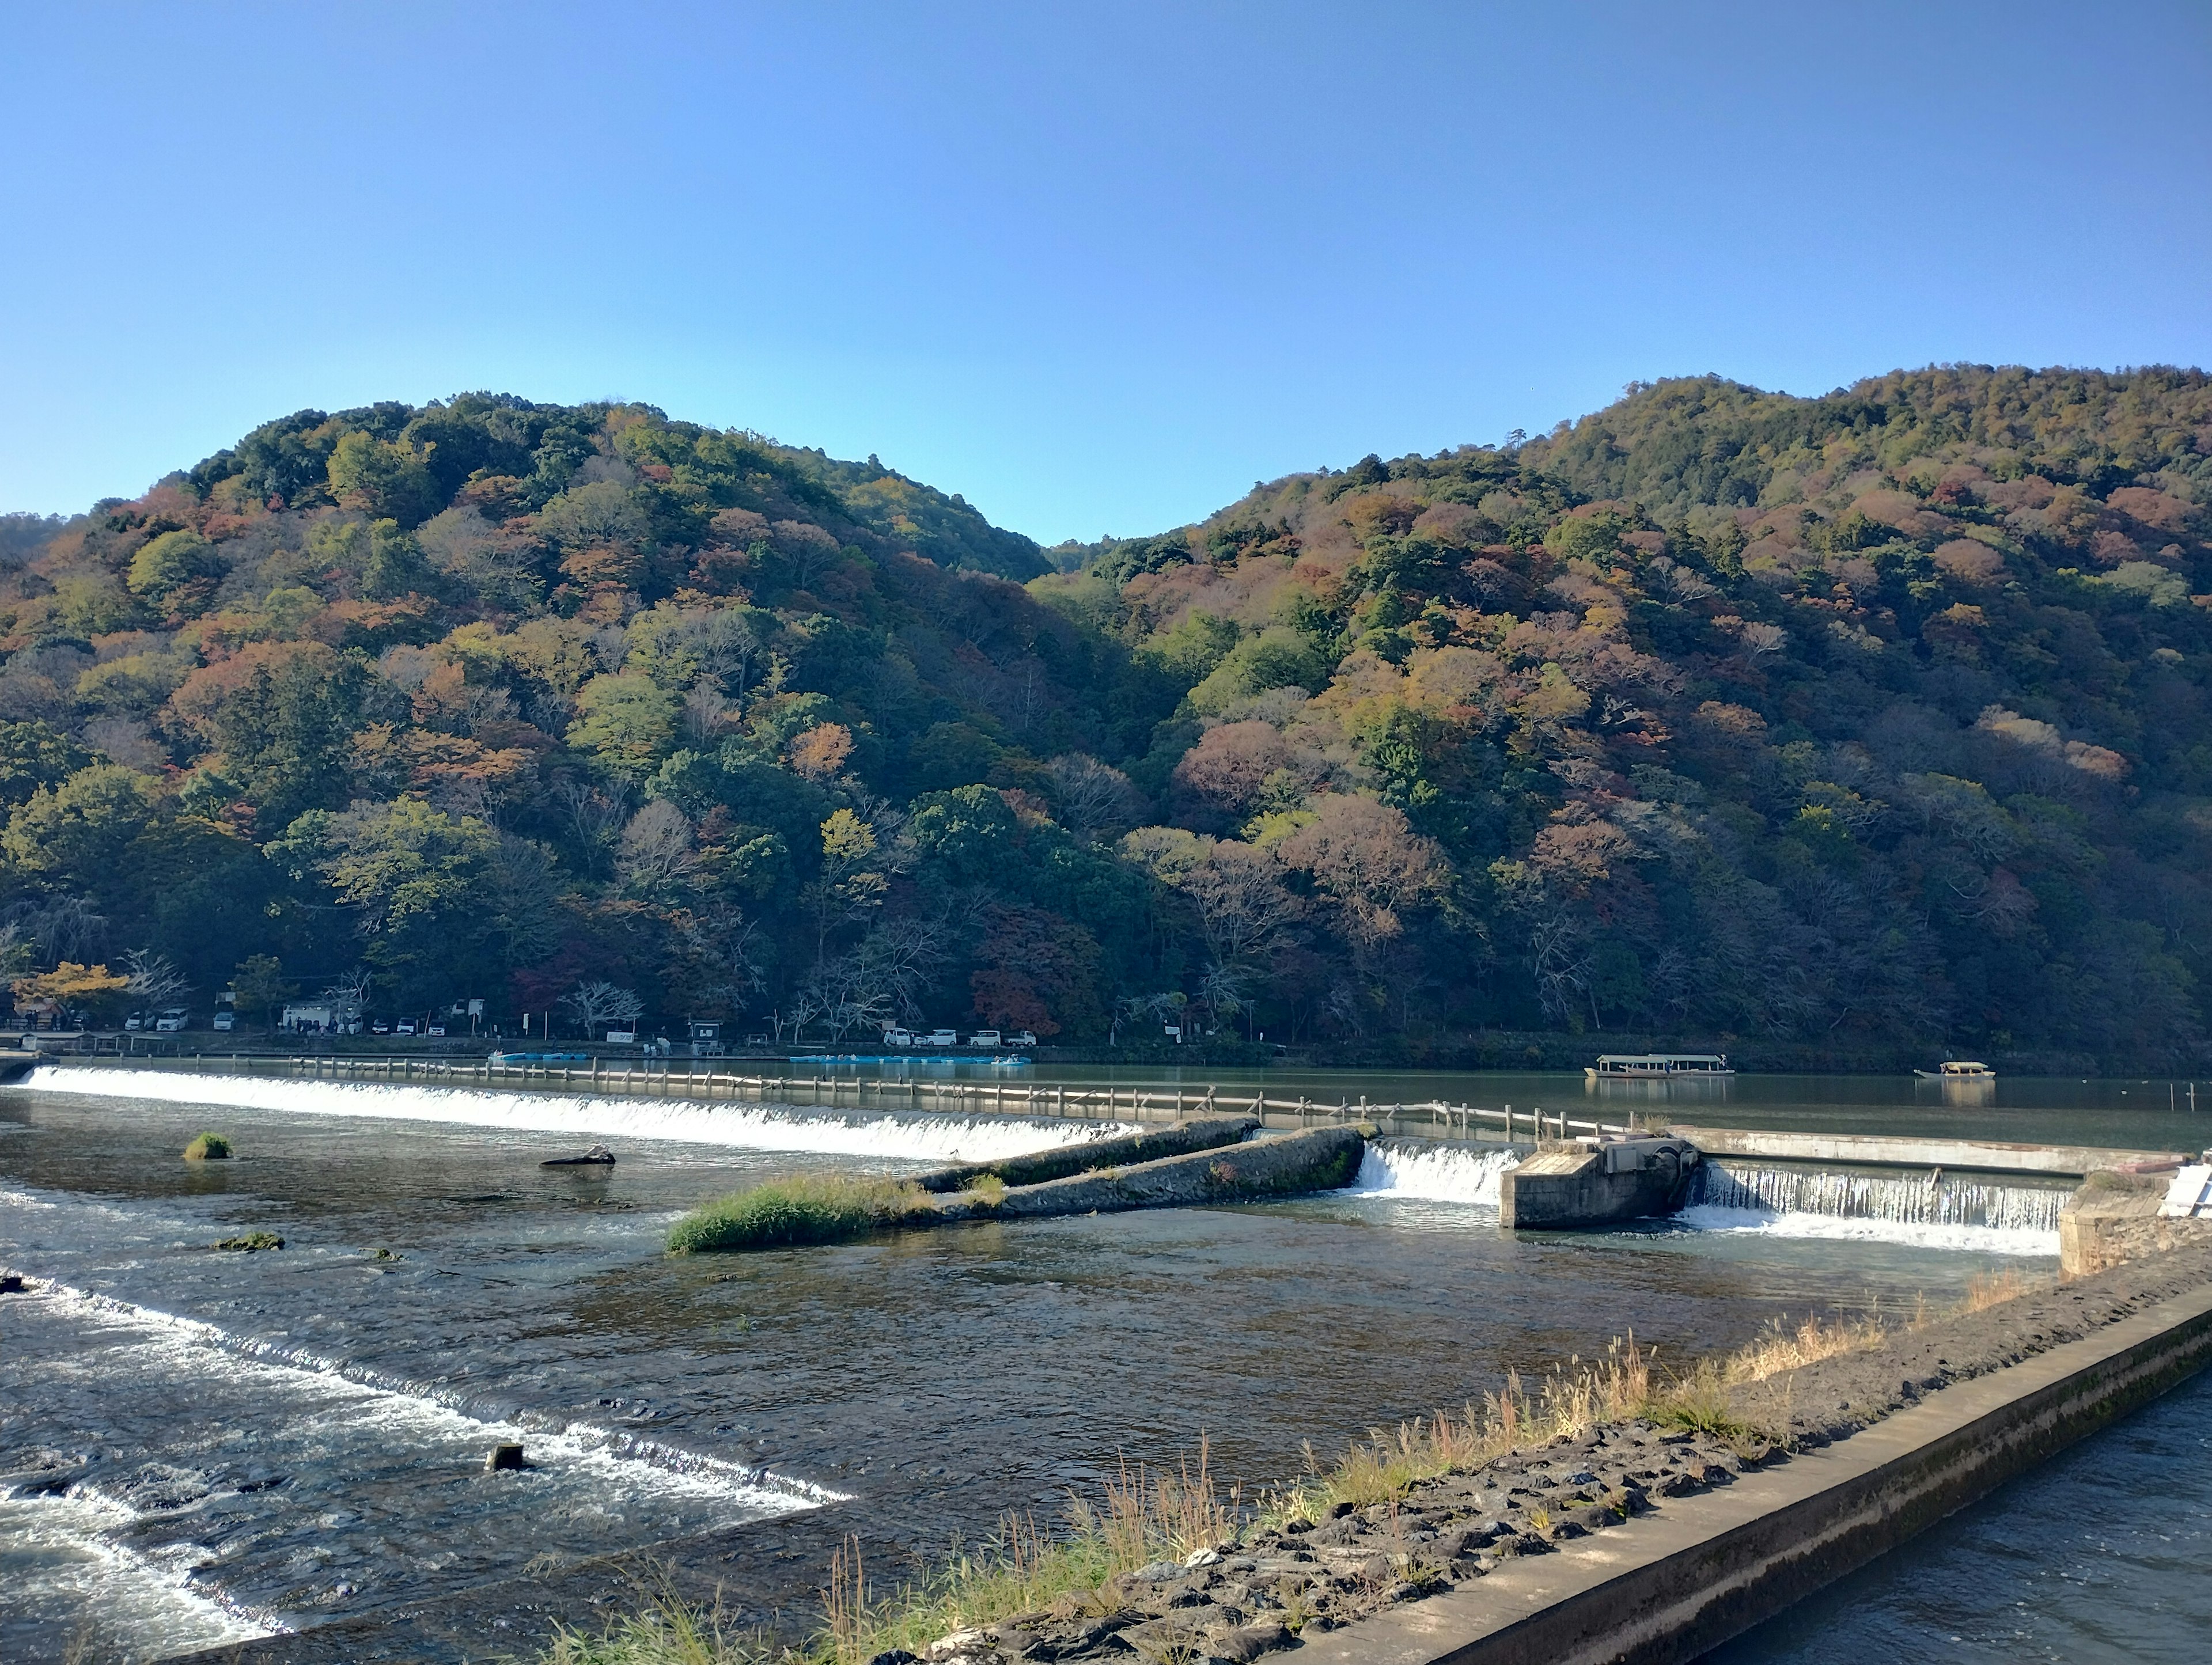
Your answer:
[212,1010,235,1032]
[968,1029,1002,1048]
[883,1028,915,1047]
[395,1021,417,1036]
[924,1027,958,1046]
[124,1012,146,1031]
[426,1024,446,1037]
[154,1008,188,1033]
[370,1020,391,1035]
[1009,1030,1037,1048]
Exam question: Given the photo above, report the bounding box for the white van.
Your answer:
[924,1028,958,1046]
[883,1028,916,1047]
[1009,1030,1037,1048]
[154,1008,188,1033]
[968,1030,1002,1048]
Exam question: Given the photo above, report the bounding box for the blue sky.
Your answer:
[2,1,2206,544]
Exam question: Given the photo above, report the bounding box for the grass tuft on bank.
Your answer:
[666,1174,937,1254]
[182,1132,231,1160]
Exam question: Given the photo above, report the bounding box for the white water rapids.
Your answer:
[1344,1139,2063,1255]
[23,1064,1130,1163]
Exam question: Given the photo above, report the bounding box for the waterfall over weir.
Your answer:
[1681,1160,2067,1255]
[21,1064,1131,1164]
[1347,1138,1523,1204]
[1345,1141,2065,1254]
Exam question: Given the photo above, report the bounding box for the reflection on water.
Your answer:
[0,1077,2082,1662]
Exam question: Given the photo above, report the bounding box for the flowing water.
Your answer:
[0,1063,2174,1661]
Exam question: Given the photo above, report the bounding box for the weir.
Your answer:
[1690,1161,2071,1234]
[8,1063,2103,1251]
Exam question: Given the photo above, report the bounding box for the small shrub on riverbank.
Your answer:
[182,1132,230,1160]
[666,1175,934,1254]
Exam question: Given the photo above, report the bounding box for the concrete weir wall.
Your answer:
[1301,1276,2212,1665]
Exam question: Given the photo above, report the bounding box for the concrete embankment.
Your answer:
[1671,1123,2187,1177]
[911,1114,1259,1193]
[2060,1169,2212,1276]
[1298,1247,2212,1665]
[1497,1136,1699,1229]
[980,1124,1366,1219]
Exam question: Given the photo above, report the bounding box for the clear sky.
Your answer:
[2,1,2206,544]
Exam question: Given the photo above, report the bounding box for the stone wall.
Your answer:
[2059,1172,2212,1277]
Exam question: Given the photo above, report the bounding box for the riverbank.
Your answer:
[778,1246,2212,1665]
[169,1244,2212,1665]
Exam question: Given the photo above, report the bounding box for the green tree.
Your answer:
[362,518,435,600]
[0,721,91,809]
[569,674,679,782]
[232,954,297,1031]
[326,432,443,527]
[126,528,218,602]
[205,646,379,829]
[2,764,154,882]
[268,799,501,997]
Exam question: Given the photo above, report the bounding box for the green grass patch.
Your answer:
[666,1174,936,1254]
[211,1231,283,1251]
[182,1132,231,1160]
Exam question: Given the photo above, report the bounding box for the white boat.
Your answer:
[1585,1053,1733,1080]
[1915,1061,1995,1081]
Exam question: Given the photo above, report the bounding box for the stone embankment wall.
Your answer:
[2059,1171,2212,1277]
[912,1114,1259,1193]
[975,1125,1367,1221]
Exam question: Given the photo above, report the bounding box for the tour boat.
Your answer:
[1915,1061,1995,1081]
[1585,1053,1733,1080]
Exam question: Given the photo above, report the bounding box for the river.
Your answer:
[0,1063,2202,1661]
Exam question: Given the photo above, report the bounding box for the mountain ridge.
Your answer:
[4,366,2210,1069]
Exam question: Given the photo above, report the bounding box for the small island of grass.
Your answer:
[668,1174,938,1254]
[183,1132,232,1161]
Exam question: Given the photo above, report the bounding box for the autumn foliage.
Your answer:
[3,368,2211,1064]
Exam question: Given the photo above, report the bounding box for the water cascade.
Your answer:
[1680,1160,2067,1255]
[1343,1139,1525,1205]
[22,1064,1129,1164]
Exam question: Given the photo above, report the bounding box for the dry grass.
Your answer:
[812,1443,1236,1665]
[1961,1265,2033,1313]
[1264,1335,1664,1524]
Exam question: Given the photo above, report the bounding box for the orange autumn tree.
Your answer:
[11,962,130,1021]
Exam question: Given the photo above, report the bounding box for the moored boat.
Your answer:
[1915,1060,1996,1081]
[1585,1052,1733,1080]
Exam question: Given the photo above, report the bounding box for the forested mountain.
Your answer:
[5,369,2211,1068]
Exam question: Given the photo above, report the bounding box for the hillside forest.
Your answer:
[4,368,2212,1068]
